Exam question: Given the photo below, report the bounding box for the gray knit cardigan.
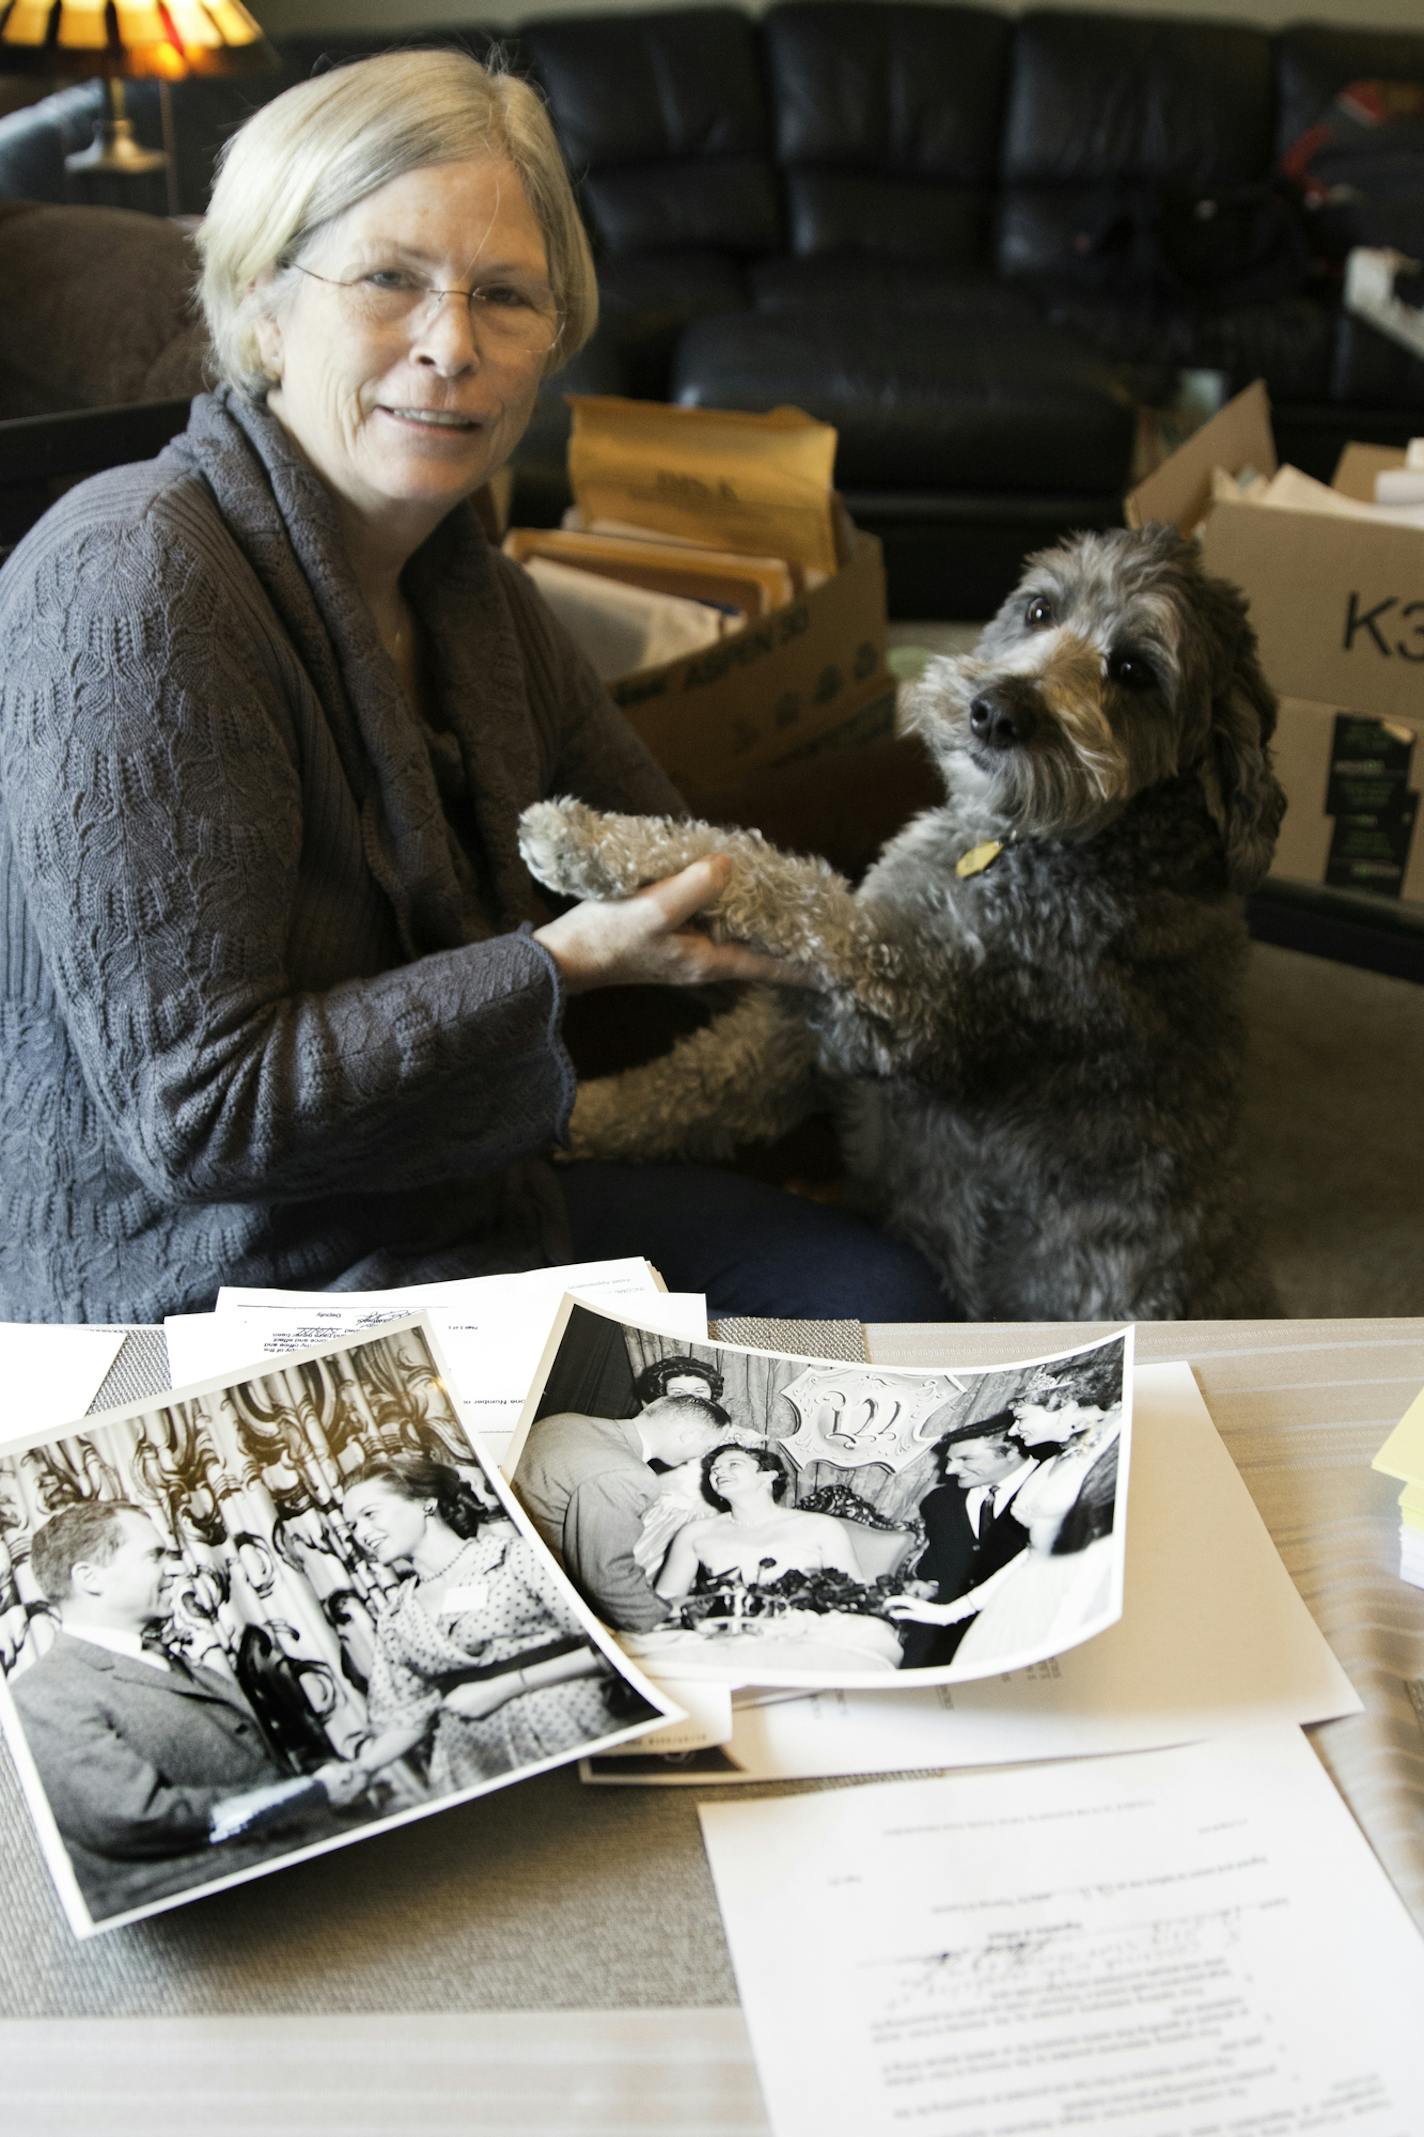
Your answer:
[0,389,681,1323]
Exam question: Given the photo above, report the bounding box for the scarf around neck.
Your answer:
[165,388,545,960]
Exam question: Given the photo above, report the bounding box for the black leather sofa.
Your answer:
[2,4,1423,617]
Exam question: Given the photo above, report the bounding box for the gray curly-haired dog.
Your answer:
[520,525,1286,1320]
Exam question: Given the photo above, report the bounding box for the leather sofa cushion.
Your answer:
[764,1,1011,266]
[1002,11,1276,185]
[1042,289,1334,402]
[0,202,206,418]
[998,11,1275,283]
[522,7,781,256]
[595,249,751,391]
[671,312,1134,492]
[598,249,750,320]
[749,256,1037,324]
[0,83,103,204]
[782,172,989,268]
[579,157,781,258]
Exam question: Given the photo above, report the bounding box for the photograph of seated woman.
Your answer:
[652,1443,864,1604]
[341,1454,633,1790]
[0,47,951,1329]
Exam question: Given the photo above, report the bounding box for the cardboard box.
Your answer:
[1268,699,1423,901]
[606,528,895,817]
[1127,382,1424,904]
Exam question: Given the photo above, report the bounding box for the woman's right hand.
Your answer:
[533,856,814,996]
[883,1593,979,1628]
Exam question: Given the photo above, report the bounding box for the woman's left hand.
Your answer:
[883,1593,978,1628]
[444,1676,522,1722]
[534,856,816,995]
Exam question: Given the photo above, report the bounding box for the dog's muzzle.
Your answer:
[969,679,1038,751]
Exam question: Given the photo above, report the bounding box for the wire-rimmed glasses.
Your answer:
[291,262,562,360]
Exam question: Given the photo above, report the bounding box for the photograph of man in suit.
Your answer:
[8,1500,366,1923]
[886,1412,1040,1668]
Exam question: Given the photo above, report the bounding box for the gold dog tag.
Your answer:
[955,839,1004,879]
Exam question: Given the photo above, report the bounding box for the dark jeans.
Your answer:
[558,1160,955,1322]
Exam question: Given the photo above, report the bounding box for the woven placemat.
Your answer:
[86,1327,169,1415]
[708,1318,869,1362]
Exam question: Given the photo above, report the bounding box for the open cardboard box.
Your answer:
[620,534,926,878]
[1127,381,1423,903]
[592,520,916,874]
[605,520,902,855]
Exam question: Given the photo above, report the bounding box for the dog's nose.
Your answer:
[969,690,1036,749]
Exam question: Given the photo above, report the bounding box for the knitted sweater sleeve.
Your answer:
[0,507,573,1205]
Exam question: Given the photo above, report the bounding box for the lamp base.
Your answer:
[66,117,168,178]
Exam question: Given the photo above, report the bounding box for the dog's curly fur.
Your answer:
[519,524,1286,1320]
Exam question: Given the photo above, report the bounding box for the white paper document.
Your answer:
[586,1361,1358,1780]
[701,1728,1424,2137]
[165,1261,706,1470]
[0,1322,125,1444]
[593,1680,733,1759]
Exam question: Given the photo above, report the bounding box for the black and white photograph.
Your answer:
[508,1304,1132,1691]
[0,1317,673,1938]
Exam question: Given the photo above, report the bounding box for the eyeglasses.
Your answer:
[291,263,562,359]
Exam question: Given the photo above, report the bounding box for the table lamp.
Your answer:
[0,0,274,192]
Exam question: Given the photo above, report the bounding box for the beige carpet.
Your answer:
[1244,942,1422,1318]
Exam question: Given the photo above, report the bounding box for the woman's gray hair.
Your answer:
[195,46,598,398]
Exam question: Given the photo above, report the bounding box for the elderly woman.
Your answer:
[0,50,951,1324]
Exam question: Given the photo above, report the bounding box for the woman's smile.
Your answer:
[263,156,548,549]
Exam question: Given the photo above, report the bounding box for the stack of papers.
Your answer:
[1218,459,1424,530]
[701,1730,1424,2137]
[493,1300,1412,2133]
[579,1357,1358,1784]
[501,395,845,686]
[1372,1380,1424,1587]
[164,1257,706,1472]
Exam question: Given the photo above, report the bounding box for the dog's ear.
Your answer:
[1194,569,1287,894]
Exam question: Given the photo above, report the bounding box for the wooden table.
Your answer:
[7,1316,1423,2136]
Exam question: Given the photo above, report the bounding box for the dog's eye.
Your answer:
[1025,595,1054,628]
[1109,649,1156,691]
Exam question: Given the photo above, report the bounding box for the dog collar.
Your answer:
[955,838,1006,879]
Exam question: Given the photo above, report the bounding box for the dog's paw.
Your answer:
[517,799,652,900]
[520,797,747,905]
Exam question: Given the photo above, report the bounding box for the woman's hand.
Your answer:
[534,856,814,996]
[883,1593,979,1628]
[312,1758,373,1806]
[443,1647,605,1721]
[444,1676,522,1722]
